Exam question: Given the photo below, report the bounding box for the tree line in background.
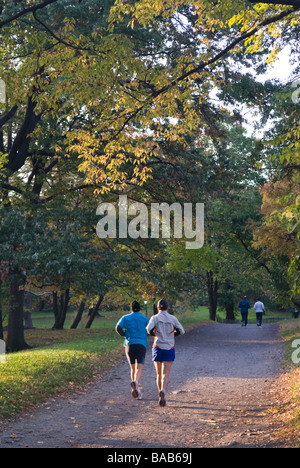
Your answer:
[0,0,299,351]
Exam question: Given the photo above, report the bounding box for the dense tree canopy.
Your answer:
[0,0,299,349]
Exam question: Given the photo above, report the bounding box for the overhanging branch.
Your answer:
[113,6,299,138]
[248,1,300,6]
[0,0,60,29]
[154,6,300,96]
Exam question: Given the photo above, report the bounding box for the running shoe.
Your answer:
[131,381,139,399]
[159,390,166,407]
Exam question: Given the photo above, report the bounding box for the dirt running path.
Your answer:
[0,323,287,448]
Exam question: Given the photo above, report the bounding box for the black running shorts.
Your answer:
[125,344,146,364]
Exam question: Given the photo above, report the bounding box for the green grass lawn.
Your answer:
[0,306,209,420]
[0,328,124,419]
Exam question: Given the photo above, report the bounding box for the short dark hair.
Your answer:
[131,301,141,312]
[157,299,168,310]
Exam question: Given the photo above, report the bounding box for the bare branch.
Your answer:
[1,183,24,195]
[0,105,18,129]
[0,0,60,29]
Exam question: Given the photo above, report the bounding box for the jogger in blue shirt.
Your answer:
[238,296,251,327]
[116,301,149,399]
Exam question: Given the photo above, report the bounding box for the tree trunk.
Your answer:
[24,292,34,329]
[6,278,29,352]
[58,288,70,329]
[53,291,58,320]
[52,289,70,329]
[225,301,235,321]
[206,271,218,321]
[0,279,3,340]
[85,295,104,329]
[24,311,34,329]
[71,300,86,329]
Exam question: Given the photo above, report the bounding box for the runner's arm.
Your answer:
[148,327,156,336]
[115,325,125,337]
[147,317,157,336]
[174,318,185,336]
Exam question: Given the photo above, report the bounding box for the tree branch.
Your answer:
[151,7,300,98]
[32,10,101,53]
[7,96,42,174]
[232,232,272,275]
[0,0,60,29]
[1,183,24,195]
[112,6,299,140]
[249,0,300,6]
[0,105,18,129]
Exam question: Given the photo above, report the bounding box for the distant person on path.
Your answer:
[147,299,185,407]
[253,298,265,328]
[293,307,299,319]
[238,296,251,327]
[115,301,149,400]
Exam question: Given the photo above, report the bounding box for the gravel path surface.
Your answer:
[0,322,287,448]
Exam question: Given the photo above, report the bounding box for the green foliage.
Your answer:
[1,0,298,190]
[252,76,300,304]
[0,0,299,344]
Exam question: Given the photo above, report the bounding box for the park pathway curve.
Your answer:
[0,323,288,448]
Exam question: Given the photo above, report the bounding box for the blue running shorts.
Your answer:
[152,346,175,362]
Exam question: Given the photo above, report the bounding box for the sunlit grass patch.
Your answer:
[0,329,123,419]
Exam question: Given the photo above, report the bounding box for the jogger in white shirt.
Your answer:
[253,298,265,328]
[147,299,185,407]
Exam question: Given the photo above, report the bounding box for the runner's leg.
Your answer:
[161,361,173,392]
[125,346,140,398]
[157,361,173,406]
[129,364,136,382]
[256,312,263,327]
[134,346,146,391]
[135,363,144,384]
[154,361,163,391]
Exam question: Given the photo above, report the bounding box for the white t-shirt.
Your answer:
[147,310,185,350]
[254,301,264,313]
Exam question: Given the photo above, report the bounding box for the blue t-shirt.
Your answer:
[117,312,149,348]
[238,299,251,313]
